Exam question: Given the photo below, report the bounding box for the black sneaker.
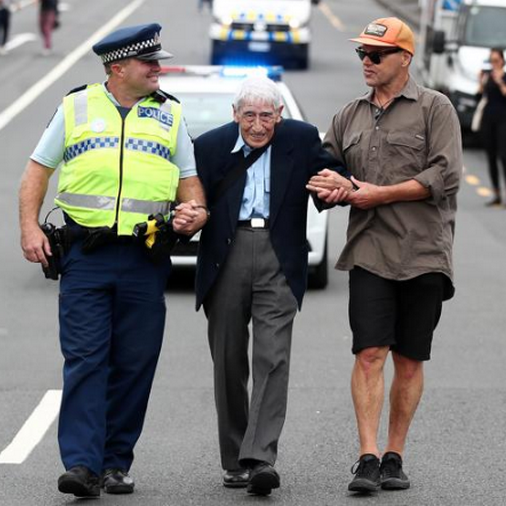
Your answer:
[58,465,100,497]
[101,468,135,494]
[380,452,410,490]
[485,196,502,207]
[348,454,380,493]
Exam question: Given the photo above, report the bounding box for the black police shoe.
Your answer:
[247,462,280,496]
[57,465,100,497]
[223,468,250,488]
[101,468,135,494]
[380,452,410,490]
[348,454,380,493]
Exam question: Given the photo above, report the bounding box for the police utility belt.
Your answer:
[40,212,178,280]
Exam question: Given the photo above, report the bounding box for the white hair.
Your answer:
[233,76,282,111]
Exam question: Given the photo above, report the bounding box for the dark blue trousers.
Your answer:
[58,239,170,475]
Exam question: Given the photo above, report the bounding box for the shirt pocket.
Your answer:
[385,131,427,179]
[342,132,364,179]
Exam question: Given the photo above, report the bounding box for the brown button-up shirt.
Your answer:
[323,77,462,295]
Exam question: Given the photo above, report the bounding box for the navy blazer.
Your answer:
[194,119,345,310]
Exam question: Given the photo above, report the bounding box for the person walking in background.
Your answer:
[39,0,58,54]
[477,48,506,207]
[307,17,462,493]
[198,0,213,13]
[19,23,207,498]
[0,0,12,55]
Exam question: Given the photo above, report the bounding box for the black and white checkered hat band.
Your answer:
[100,38,161,63]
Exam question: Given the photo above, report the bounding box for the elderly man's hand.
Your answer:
[306,168,354,204]
[172,200,208,235]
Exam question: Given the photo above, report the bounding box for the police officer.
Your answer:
[19,23,207,497]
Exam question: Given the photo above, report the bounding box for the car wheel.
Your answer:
[297,44,309,70]
[309,236,328,289]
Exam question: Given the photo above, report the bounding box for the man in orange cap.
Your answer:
[307,17,462,493]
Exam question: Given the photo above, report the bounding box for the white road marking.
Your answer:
[0,0,146,133]
[4,33,37,51]
[0,390,62,464]
[318,2,345,32]
[477,187,492,197]
[11,0,36,12]
[465,174,480,186]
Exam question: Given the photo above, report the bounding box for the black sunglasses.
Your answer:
[355,47,402,65]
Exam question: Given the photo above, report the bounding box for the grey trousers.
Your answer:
[203,228,298,470]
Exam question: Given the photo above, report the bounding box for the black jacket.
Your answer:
[194,119,345,310]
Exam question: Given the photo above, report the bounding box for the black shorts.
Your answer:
[349,267,446,361]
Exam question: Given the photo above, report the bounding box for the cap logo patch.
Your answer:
[364,23,388,38]
[138,106,173,128]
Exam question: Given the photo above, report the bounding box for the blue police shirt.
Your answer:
[232,127,270,220]
[31,83,197,178]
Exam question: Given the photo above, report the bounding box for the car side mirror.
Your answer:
[432,30,446,54]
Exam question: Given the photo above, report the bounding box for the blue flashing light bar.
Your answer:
[220,65,284,81]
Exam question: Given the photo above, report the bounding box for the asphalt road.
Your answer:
[0,0,505,505]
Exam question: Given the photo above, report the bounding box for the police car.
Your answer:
[160,66,329,288]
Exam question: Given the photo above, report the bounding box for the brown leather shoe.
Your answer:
[223,468,250,488]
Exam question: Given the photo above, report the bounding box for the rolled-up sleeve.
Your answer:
[414,101,462,204]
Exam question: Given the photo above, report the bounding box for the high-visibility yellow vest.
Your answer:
[55,83,182,235]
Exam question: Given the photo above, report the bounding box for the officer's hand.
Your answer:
[21,224,51,267]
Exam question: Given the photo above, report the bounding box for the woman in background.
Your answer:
[39,0,58,54]
[478,48,506,207]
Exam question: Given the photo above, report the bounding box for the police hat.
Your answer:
[92,23,173,64]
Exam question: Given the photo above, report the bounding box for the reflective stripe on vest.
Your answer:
[56,84,181,235]
[56,192,172,216]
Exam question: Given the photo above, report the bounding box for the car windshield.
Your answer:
[176,92,292,138]
[463,6,506,47]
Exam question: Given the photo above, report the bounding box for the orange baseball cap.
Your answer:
[350,17,415,55]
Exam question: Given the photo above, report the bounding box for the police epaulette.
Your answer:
[65,84,88,96]
[153,89,180,104]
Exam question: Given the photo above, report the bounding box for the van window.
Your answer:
[463,6,506,48]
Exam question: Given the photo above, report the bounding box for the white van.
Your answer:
[418,0,506,129]
[209,0,320,69]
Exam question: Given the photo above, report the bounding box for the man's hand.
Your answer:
[346,176,384,209]
[172,200,208,235]
[19,160,54,266]
[21,224,52,267]
[306,168,354,204]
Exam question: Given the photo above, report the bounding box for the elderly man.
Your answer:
[194,76,346,496]
[308,17,462,493]
[19,23,207,497]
